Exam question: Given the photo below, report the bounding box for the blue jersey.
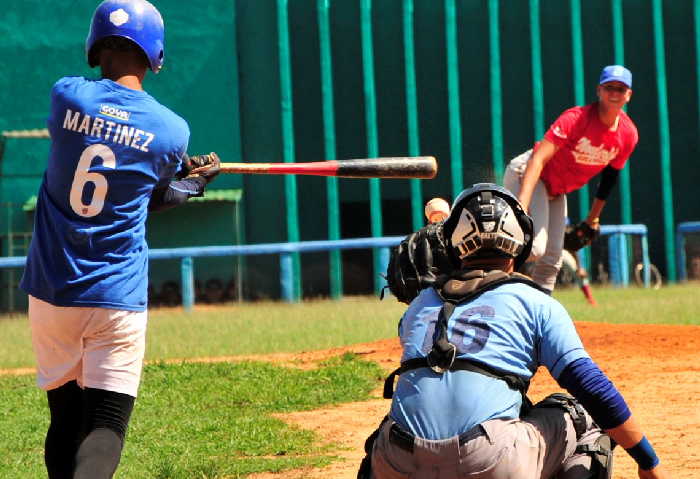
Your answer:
[390,283,589,440]
[21,77,189,311]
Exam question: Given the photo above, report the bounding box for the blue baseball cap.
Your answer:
[599,65,632,88]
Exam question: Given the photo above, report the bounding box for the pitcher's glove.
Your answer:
[180,152,221,184]
[384,222,455,304]
[564,221,600,252]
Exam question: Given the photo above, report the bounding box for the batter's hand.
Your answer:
[187,152,221,184]
[638,464,670,479]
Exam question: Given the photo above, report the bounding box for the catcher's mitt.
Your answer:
[384,222,454,304]
[563,221,600,252]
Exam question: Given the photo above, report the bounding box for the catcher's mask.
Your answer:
[443,183,533,270]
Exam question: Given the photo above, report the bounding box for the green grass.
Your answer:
[552,282,700,324]
[0,354,383,478]
[1,284,699,369]
[0,297,407,369]
[1,284,699,477]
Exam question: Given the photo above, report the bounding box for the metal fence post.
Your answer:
[529,0,544,141]
[570,0,590,272]
[445,0,463,197]
[403,0,424,230]
[608,233,623,286]
[641,232,651,287]
[652,0,676,282]
[317,0,343,300]
[280,252,294,302]
[360,0,385,296]
[181,256,194,311]
[489,0,504,184]
[277,0,302,300]
[611,0,632,226]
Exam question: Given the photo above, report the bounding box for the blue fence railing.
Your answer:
[0,237,404,310]
[598,224,650,287]
[0,226,654,310]
[676,221,700,281]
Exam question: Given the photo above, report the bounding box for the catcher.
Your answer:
[365,183,668,479]
[503,65,637,293]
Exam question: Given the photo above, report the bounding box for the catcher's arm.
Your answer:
[605,418,669,479]
[557,359,667,479]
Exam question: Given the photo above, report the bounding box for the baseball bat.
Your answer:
[219,156,437,179]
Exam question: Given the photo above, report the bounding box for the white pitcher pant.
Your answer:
[503,150,567,292]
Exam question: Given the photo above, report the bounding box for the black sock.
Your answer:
[45,380,83,479]
[74,428,124,479]
[73,387,135,479]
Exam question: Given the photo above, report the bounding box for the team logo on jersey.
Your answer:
[109,8,129,26]
[572,137,619,166]
[99,104,131,121]
[552,126,567,139]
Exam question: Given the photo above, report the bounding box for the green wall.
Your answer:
[236,0,700,296]
[0,0,245,308]
[1,0,699,303]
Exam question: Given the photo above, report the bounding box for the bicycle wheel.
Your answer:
[633,263,662,290]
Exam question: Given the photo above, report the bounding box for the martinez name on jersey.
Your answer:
[62,107,156,153]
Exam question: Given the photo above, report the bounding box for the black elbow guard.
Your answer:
[595,166,620,201]
[149,177,208,212]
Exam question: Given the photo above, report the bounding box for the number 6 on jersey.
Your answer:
[69,144,115,217]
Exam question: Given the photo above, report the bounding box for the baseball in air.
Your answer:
[424,197,450,223]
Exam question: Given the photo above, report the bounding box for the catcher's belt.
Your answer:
[387,419,486,453]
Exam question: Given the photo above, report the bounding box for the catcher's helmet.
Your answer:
[443,183,533,269]
[86,0,165,73]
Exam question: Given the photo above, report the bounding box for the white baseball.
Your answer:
[424,197,450,223]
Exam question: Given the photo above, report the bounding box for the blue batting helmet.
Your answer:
[86,0,165,73]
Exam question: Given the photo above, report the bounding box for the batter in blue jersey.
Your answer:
[363,184,669,479]
[20,2,221,478]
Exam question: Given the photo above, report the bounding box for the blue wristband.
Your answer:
[625,436,659,470]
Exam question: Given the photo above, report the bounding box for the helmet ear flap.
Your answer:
[514,212,534,270]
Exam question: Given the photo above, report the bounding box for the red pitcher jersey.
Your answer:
[538,104,638,196]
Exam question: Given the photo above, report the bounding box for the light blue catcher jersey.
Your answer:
[390,283,589,440]
[21,77,189,311]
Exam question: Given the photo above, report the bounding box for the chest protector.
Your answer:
[383,269,547,403]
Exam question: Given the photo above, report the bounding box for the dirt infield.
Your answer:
[248,321,700,479]
[6,321,697,477]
